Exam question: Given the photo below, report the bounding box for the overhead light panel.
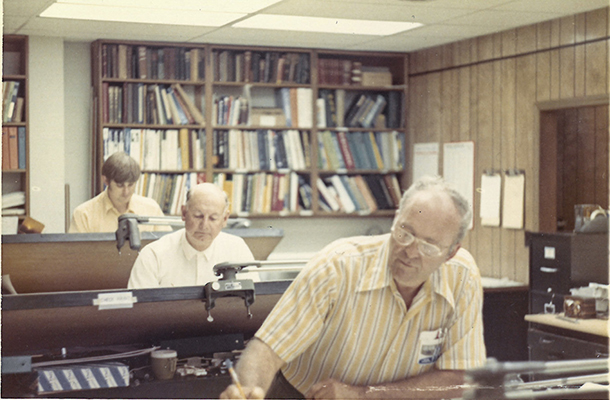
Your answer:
[39,0,282,26]
[233,14,423,36]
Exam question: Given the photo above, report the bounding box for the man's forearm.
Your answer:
[235,337,285,393]
[362,369,466,399]
[307,369,468,400]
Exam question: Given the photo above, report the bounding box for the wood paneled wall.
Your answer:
[407,7,609,283]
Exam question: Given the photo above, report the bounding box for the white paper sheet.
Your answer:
[502,173,525,229]
[480,174,502,227]
[413,142,439,182]
[443,142,474,229]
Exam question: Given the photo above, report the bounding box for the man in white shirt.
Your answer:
[128,183,256,288]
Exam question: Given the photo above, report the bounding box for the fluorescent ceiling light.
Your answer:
[233,14,423,35]
[40,0,282,26]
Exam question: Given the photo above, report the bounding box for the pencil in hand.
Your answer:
[226,359,247,399]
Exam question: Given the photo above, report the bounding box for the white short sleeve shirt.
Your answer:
[127,229,257,288]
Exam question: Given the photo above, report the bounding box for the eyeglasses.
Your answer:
[391,224,447,257]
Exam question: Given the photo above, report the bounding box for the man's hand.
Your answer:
[305,379,363,400]
[220,384,265,399]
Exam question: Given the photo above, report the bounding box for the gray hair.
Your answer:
[398,175,472,246]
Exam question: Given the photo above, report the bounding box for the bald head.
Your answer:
[186,183,229,211]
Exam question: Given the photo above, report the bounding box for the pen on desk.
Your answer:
[226,359,247,399]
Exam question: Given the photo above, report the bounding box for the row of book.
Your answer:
[2,126,26,170]
[318,90,402,129]
[317,174,402,213]
[212,50,310,84]
[103,83,205,125]
[133,171,403,216]
[136,172,206,215]
[275,88,313,128]
[214,172,310,215]
[103,128,206,171]
[318,130,404,171]
[2,81,24,123]
[214,95,249,126]
[213,129,310,171]
[318,58,363,86]
[101,44,205,81]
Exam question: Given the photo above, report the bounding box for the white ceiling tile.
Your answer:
[493,0,610,14]
[265,0,476,24]
[16,17,215,42]
[195,27,370,49]
[446,9,563,27]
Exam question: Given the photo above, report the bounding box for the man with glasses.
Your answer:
[221,175,485,400]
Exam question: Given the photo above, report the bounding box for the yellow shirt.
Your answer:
[68,190,171,233]
[255,234,486,395]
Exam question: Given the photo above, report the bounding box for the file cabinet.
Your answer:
[525,232,608,314]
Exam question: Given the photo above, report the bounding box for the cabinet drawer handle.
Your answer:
[539,338,555,345]
[540,267,558,273]
[595,350,609,358]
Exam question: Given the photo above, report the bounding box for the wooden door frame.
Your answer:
[537,94,609,232]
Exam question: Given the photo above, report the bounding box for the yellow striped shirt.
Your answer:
[255,234,486,394]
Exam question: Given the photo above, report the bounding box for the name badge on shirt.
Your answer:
[417,328,445,365]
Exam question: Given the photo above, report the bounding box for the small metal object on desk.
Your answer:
[556,315,579,324]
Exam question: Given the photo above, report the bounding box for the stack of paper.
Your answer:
[2,191,25,209]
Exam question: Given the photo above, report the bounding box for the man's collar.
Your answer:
[181,230,213,261]
[356,235,456,310]
[102,189,133,214]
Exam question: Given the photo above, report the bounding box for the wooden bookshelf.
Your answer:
[2,35,29,225]
[91,40,409,218]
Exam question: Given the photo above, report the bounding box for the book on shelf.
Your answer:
[383,174,402,207]
[363,174,395,210]
[172,84,205,125]
[319,131,339,171]
[328,175,356,213]
[318,58,354,86]
[212,50,309,84]
[316,97,326,128]
[386,91,402,129]
[12,97,24,122]
[353,175,378,212]
[104,127,205,171]
[102,43,204,81]
[214,95,248,126]
[137,172,205,215]
[103,83,204,126]
[220,129,308,172]
[274,88,312,129]
[317,89,337,128]
[316,178,340,212]
[2,128,9,169]
[315,173,399,213]
[2,81,20,123]
[341,175,369,213]
[17,126,26,169]
[7,126,18,169]
[277,88,292,127]
[335,131,355,170]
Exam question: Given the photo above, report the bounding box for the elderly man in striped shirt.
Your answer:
[221,175,486,399]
